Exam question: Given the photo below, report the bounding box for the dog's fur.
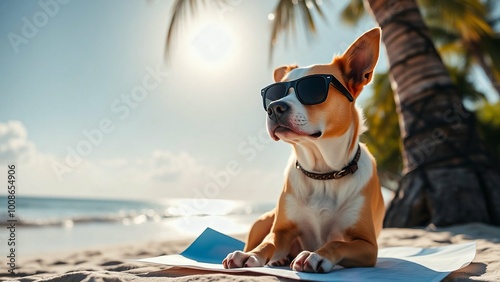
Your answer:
[223,28,385,273]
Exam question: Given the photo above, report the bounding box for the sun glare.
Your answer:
[167,16,244,107]
[189,22,234,66]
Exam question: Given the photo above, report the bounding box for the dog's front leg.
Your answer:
[291,238,377,273]
[223,227,298,268]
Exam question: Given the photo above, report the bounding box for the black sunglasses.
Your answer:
[260,74,354,111]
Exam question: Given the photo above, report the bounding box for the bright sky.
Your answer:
[0,0,412,201]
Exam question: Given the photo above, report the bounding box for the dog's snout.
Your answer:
[268,101,290,120]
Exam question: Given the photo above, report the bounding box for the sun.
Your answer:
[189,22,234,66]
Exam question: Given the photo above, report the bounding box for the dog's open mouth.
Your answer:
[274,126,292,134]
[272,126,322,140]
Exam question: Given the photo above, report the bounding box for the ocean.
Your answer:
[0,196,274,256]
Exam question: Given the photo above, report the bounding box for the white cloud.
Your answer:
[0,120,36,163]
[150,150,208,182]
[0,120,283,202]
[96,158,129,167]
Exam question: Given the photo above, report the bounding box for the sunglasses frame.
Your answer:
[260,74,354,111]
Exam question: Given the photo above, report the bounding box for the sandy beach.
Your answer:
[2,223,498,282]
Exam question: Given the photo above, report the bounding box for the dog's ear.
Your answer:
[273,65,298,82]
[336,28,380,91]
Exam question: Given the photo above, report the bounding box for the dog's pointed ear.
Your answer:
[273,65,298,82]
[336,28,380,91]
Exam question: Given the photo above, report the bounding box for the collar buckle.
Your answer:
[333,169,348,179]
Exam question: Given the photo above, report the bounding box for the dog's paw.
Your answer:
[222,251,265,268]
[290,251,335,273]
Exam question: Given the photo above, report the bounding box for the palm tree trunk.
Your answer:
[364,0,500,227]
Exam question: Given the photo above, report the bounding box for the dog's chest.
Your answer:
[284,177,365,251]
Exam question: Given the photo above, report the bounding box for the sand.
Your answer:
[3,223,500,282]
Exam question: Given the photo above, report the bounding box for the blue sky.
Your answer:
[2,0,493,201]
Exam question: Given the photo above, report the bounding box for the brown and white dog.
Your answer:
[223,28,385,273]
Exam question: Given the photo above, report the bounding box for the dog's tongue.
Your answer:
[273,126,296,141]
[269,126,290,141]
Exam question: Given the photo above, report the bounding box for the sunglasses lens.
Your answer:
[297,76,328,105]
[264,84,286,109]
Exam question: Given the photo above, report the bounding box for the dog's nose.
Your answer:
[267,101,289,120]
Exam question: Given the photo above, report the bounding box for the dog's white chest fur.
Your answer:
[284,148,372,251]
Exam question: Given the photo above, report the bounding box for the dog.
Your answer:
[223,28,385,273]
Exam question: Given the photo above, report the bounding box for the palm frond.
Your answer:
[470,34,500,92]
[298,1,317,34]
[447,66,486,101]
[475,101,500,158]
[165,0,201,60]
[481,35,500,73]
[418,0,492,42]
[426,23,460,46]
[361,72,403,176]
[418,0,500,95]
[340,0,365,25]
[269,0,326,56]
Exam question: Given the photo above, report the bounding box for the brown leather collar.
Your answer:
[295,145,361,180]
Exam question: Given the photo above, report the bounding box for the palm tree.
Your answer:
[347,0,500,226]
[422,0,500,96]
[348,0,499,195]
[164,0,500,227]
[343,0,500,97]
[362,67,489,186]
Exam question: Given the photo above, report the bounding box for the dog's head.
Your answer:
[263,28,380,143]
